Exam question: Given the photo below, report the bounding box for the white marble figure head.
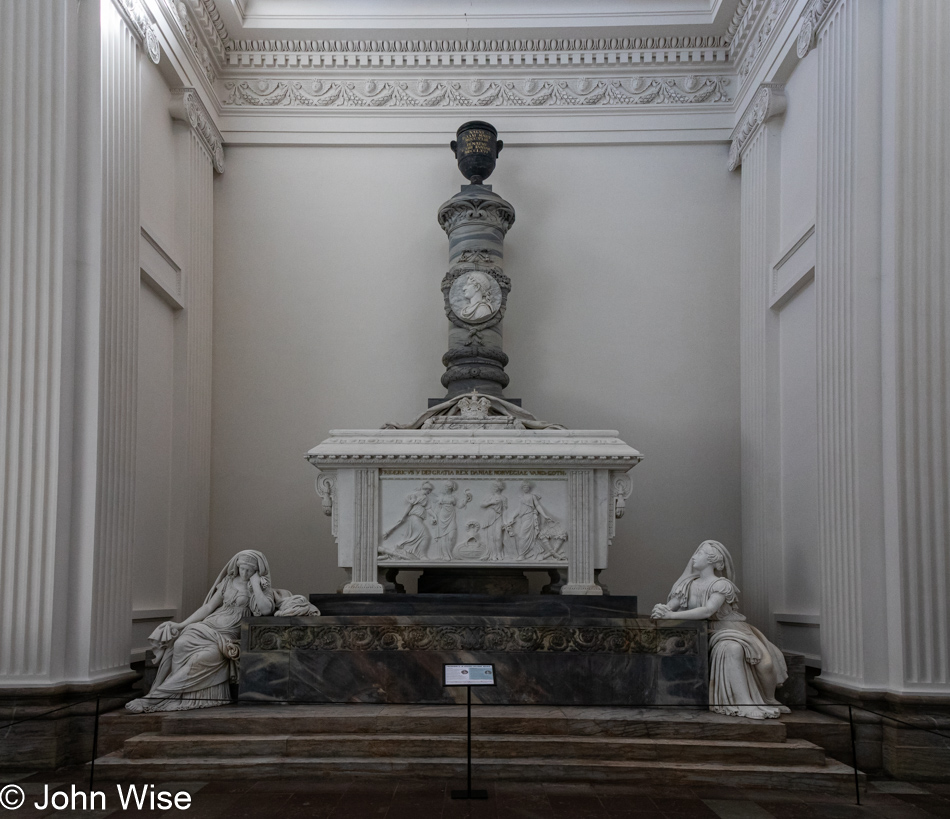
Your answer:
[443,480,457,493]
[521,481,533,493]
[692,541,727,573]
[490,479,505,493]
[420,481,434,493]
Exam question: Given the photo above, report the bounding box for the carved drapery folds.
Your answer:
[728,83,786,171]
[169,88,225,173]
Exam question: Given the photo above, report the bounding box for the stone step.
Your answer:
[120,732,826,766]
[105,705,787,743]
[92,752,863,794]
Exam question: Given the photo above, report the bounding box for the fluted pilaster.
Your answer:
[89,0,142,676]
[814,0,885,687]
[0,0,71,681]
[890,0,950,688]
[733,85,784,634]
[181,129,215,613]
[344,468,383,593]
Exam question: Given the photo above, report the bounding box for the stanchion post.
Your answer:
[848,705,860,805]
[89,696,100,791]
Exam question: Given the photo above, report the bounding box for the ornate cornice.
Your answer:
[737,0,792,79]
[221,75,730,110]
[797,0,838,58]
[113,0,160,63]
[164,0,215,81]
[227,35,729,61]
[169,88,225,173]
[728,82,786,170]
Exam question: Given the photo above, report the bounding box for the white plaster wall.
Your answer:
[211,143,740,608]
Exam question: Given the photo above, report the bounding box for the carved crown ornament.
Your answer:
[727,83,786,171]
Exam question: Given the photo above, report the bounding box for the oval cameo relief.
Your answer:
[448,270,502,324]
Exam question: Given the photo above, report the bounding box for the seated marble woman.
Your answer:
[126,550,318,713]
[651,540,790,720]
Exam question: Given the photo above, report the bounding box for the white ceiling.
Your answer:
[217,0,741,43]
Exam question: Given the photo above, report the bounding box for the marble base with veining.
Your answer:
[238,615,706,707]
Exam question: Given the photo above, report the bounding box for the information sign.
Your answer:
[443,664,496,686]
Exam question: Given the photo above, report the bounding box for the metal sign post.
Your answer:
[443,664,495,800]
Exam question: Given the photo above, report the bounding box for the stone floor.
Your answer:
[2,770,950,819]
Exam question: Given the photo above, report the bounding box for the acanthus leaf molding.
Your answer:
[728,82,786,171]
[221,75,730,110]
[169,88,225,173]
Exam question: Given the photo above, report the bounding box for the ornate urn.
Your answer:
[450,121,503,184]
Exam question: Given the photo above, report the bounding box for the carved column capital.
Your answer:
[169,88,225,173]
[797,0,838,58]
[728,83,786,171]
[113,0,161,63]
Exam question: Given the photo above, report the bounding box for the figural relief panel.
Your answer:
[378,471,568,564]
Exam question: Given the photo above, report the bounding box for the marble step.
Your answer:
[92,753,863,794]
[120,732,826,766]
[128,706,788,743]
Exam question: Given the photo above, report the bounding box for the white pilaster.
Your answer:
[344,468,384,593]
[0,0,73,682]
[731,84,785,634]
[883,0,950,692]
[562,469,601,595]
[814,0,887,689]
[170,91,219,614]
[88,0,142,677]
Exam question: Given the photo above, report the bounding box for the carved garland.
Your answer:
[113,0,161,63]
[797,0,838,58]
[221,76,731,110]
[169,88,225,173]
[248,623,698,655]
[727,83,786,171]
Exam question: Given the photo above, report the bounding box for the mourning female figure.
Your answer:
[651,540,789,720]
[126,550,317,713]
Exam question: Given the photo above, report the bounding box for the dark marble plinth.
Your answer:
[417,568,528,595]
[308,593,638,619]
[239,614,706,707]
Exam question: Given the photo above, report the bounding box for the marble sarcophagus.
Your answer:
[307,427,642,595]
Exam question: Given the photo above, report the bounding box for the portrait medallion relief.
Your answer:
[448,270,502,324]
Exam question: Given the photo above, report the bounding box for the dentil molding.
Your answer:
[169,88,225,173]
[221,75,731,110]
[797,0,839,58]
[113,0,161,63]
[728,82,786,170]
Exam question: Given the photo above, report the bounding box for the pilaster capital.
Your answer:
[169,88,225,173]
[797,0,839,58]
[728,82,786,171]
[113,0,161,63]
